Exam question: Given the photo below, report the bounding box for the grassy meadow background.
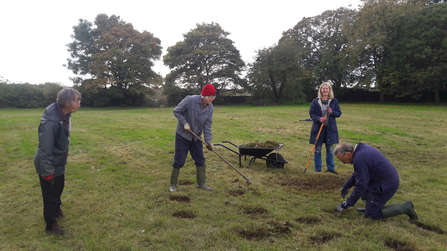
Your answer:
[1,103,446,250]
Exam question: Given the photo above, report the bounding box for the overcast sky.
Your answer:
[0,0,361,86]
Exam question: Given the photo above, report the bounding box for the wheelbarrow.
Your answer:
[213,141,287,168]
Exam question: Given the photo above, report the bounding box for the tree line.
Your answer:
[251,0,447,104]
[1,0,446,108]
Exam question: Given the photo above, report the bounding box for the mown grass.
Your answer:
[1,103,446,250]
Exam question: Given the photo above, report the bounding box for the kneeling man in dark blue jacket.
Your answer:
[334,142,418,220]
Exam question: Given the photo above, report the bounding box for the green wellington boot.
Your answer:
[169,167,180,192]
[196,165,212,191]
[381,201,418,220]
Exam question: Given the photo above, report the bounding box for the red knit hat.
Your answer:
[201,84,217,96]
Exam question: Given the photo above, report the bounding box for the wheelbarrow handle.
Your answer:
[221,141,238,148]
[213,143,241,156]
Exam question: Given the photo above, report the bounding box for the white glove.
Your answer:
[184,123,191,132]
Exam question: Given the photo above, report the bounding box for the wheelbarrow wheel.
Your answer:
[266,153,285,169]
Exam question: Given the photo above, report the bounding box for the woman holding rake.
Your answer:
[309,82,342,174]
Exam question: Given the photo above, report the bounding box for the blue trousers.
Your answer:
[314,144,335,171]
[173,133,205,168]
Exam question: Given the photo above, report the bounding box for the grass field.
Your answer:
[1,103,446,250]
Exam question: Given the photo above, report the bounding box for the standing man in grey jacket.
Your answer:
[170,84,217,192]
[34,88,81,235]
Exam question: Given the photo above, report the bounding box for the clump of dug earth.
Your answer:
[241,141,280,148]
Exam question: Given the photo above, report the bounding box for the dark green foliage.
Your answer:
[246,39,306,105]
[66,14,163,107]
[382,3,447,103]
[280,7,357,93]
[273,0,447,103]
[163,22,245,96]
[162,81,197,107]
[0,82,63,108]
[5,2,447,106]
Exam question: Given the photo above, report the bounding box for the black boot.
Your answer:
[196,165,212,191]
[381,201,418,220]
[45,222,66,236]
[56,208,65,218]
[169,167,180,192]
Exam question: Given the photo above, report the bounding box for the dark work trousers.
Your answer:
[39,174,65,228]
[364,182,399,219]
[173,133,205,168]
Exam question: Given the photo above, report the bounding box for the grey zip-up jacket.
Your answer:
[173,95,213,144]
[34,103,71,178]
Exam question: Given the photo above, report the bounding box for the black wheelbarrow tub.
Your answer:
[214,141,287,168]
[238,144,284,158]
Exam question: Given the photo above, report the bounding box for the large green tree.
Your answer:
[280,7,358,93]
[66,14,162,106]
[383,2,447,102]
[349,0,418,101]
[246,39,306,104]
[163,22,245,94]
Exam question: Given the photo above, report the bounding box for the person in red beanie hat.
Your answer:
[170,84,217,192]
[201,83,217,97]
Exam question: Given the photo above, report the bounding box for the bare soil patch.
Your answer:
[237,220,292,240]
[296,216,322,225]
[267,220,292,234]
[178,180,194,185]
[169,194,190,203]
[309,231,341,245]
[228,189,245,196]
[384,238,416,251]
[172,210,196,219]
[411,221,445,234]
[242,205,268,215]
[238,228,271,240]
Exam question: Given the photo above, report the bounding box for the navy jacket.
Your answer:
[343,143,400,207]
[34,103,71,178]
[309,98,341,145]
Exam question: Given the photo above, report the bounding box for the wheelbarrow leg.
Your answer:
[249,157,257,166]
